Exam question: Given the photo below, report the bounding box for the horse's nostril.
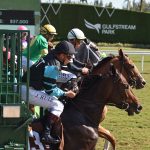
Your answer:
[142,80,146,85]
[138,105,143,111]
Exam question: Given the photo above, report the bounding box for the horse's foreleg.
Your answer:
[99,106,108,123]
[98,125,116,150]
[98,106,116,149]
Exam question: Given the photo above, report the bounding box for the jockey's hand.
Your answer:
[81,67,89,75]
[65,90,76,99]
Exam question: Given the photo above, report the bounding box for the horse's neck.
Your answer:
[111,56,122,71]
[74,79,109,127]
[75,97,105,127]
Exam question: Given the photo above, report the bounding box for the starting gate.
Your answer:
[0,30,31,149]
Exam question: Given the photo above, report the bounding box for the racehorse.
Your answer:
[98,49,146,89]
[74,47,146,149]
[29,49,145,149]
[92,49,146,149]
[76,45,146,89]
[28,64,142,150]
[61,61,142,150]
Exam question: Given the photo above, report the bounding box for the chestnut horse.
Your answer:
[29,65,142,150]
[73,48,146,149]
[29,49,145,150]
[100,49,146,89]
[94,49,146,149]
[76,48,146,149]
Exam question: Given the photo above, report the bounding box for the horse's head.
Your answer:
[117,49,146,89]
[125,89,143,116]
[81,64,142,116]
[108,65,142,116]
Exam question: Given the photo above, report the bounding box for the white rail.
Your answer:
[102,50,150,55]
[102,50,150,72]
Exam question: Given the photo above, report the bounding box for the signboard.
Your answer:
[0,10,34,25]
[41,3,150,44]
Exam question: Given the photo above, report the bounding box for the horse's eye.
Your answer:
[130,65,134,69]
[126,64,134,69]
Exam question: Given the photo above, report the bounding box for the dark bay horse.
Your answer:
[29,65,142,150]
[29,49,145,150]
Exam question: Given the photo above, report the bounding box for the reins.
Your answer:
[68,70,129,127]
[67,73,111,128]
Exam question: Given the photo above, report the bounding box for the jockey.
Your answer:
[67,28,107,68]
[17,25,29,50]
[22,24,57,72]
[22,41,76,144]
[65,29,89,75]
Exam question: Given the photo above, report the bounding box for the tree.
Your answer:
[131,0,150,12]
[105,2,113,8]
[140,0,143,11]
[99,0,103,7]
[123,0,132,10]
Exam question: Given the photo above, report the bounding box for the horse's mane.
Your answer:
[94,54,115,69]
[80,75,101,91]
[80,55,116,90]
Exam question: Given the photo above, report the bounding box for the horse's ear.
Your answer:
[119,49,125,59]
[110,63,116,75]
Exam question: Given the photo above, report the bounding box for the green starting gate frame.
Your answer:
[0,30,31,149]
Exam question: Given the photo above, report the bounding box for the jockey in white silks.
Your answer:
[67,28,107,69]
[21,41,76,144]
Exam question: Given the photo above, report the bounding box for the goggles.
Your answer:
[48,34,55,39]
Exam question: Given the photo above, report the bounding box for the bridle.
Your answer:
[119,55,138,88]
[69,70,130,127]
[103,70,130,110]
[79,69,130,110]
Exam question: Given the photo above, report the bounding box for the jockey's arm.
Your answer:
[67,62,89,75]
[44,65,76,99]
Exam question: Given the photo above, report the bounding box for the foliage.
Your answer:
[123,0,150,12]
[105,2,113,8]
[96,48,150,150]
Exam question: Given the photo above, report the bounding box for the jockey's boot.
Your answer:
[41,112,60,144]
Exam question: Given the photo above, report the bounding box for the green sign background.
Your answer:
[41,3,150,44]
